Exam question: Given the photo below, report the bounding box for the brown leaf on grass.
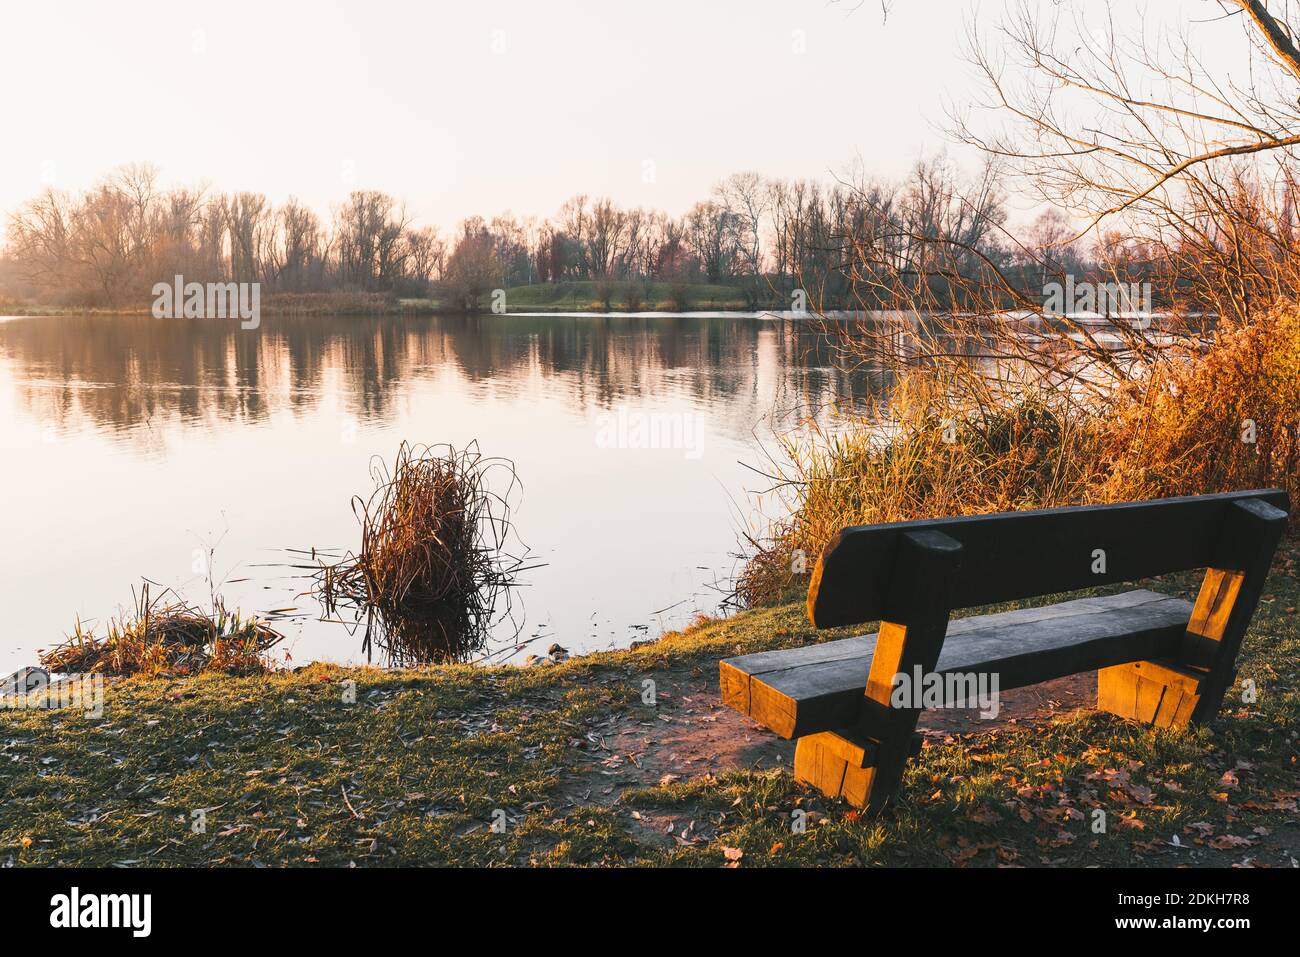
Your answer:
[1085,767,1131,787]
[721,846,743,862]
[1081,745,1113,764]
[950,838,998,865]
[968,805,1002,825]
[1218,770,1240,789]
[1208,835,1258,850]
[1126,784,1155,805]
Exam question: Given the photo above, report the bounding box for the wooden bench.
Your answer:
[720,490,1290,813]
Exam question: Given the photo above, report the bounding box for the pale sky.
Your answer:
[0,0,1245,235]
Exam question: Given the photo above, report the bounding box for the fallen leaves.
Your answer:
[1208,834,1258,850]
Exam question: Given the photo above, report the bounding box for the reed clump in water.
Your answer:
[41,582,283,676]
[316,441,527,665]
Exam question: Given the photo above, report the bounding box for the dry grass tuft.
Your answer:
[316,441,528,665]
[735,371,1098,607]
[1097,306,1300,503]
[41,582,282,676]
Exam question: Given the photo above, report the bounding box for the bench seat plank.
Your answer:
[720,590,1193,739]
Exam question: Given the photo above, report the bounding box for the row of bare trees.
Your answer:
[5,152,1149,314]
[2,165,443,307]
[4,157,1051,309]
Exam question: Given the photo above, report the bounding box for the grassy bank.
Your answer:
[1,292,424,317]
[4,281,771,318]
[483,280,760,312]
[2,539,1296,867]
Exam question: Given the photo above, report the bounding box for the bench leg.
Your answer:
[1097,495,1285,730]
[1098,497,1288,729]
[792,733,888,810]
[794,734,853,802]
[798,529,960,814]
[1097,659,1204,729]
[788,529,961,813]
[793,727,924,811]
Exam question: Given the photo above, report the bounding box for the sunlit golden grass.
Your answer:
[316,441,528,665]
[1098,305,1300,504]
[739,306,1300,607]
[737,372,1099,607]
[41,582,282,676]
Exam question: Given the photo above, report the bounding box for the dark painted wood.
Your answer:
[721,590,1193,738]
[807,489,1290,628]
[1190,497,1289,721]
[854,530,962,812]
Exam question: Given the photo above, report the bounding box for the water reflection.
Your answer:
[0,312,878,672]
[2,314,876,435]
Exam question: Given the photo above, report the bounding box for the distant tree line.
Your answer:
[3,158,1129,311]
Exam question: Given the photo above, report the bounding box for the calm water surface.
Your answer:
[0,312,874,672]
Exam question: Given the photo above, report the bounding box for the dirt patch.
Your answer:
[555,654,1300,863]
[563,659,1098,837]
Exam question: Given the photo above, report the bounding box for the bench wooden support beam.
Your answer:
[1096,498,1288,728]
[1097,658,1205,728]
[793,728,924,808]
[792,529,962,813]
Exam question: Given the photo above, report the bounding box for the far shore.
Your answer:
[0,280,796,318]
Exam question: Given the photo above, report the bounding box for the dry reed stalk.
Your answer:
[315,441,529,665]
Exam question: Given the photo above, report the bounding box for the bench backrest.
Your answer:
[807,490,1291,628]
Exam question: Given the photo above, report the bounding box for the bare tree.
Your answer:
[443,218,502,310]
[955,0,1300,323]
[404,225,445,292]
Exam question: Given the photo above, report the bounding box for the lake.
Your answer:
[0,311,875,673]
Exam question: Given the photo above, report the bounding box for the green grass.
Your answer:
[492,280,758,312]
[2,543,1296,867]
[5,292,416,318]
[6,282,762,318]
